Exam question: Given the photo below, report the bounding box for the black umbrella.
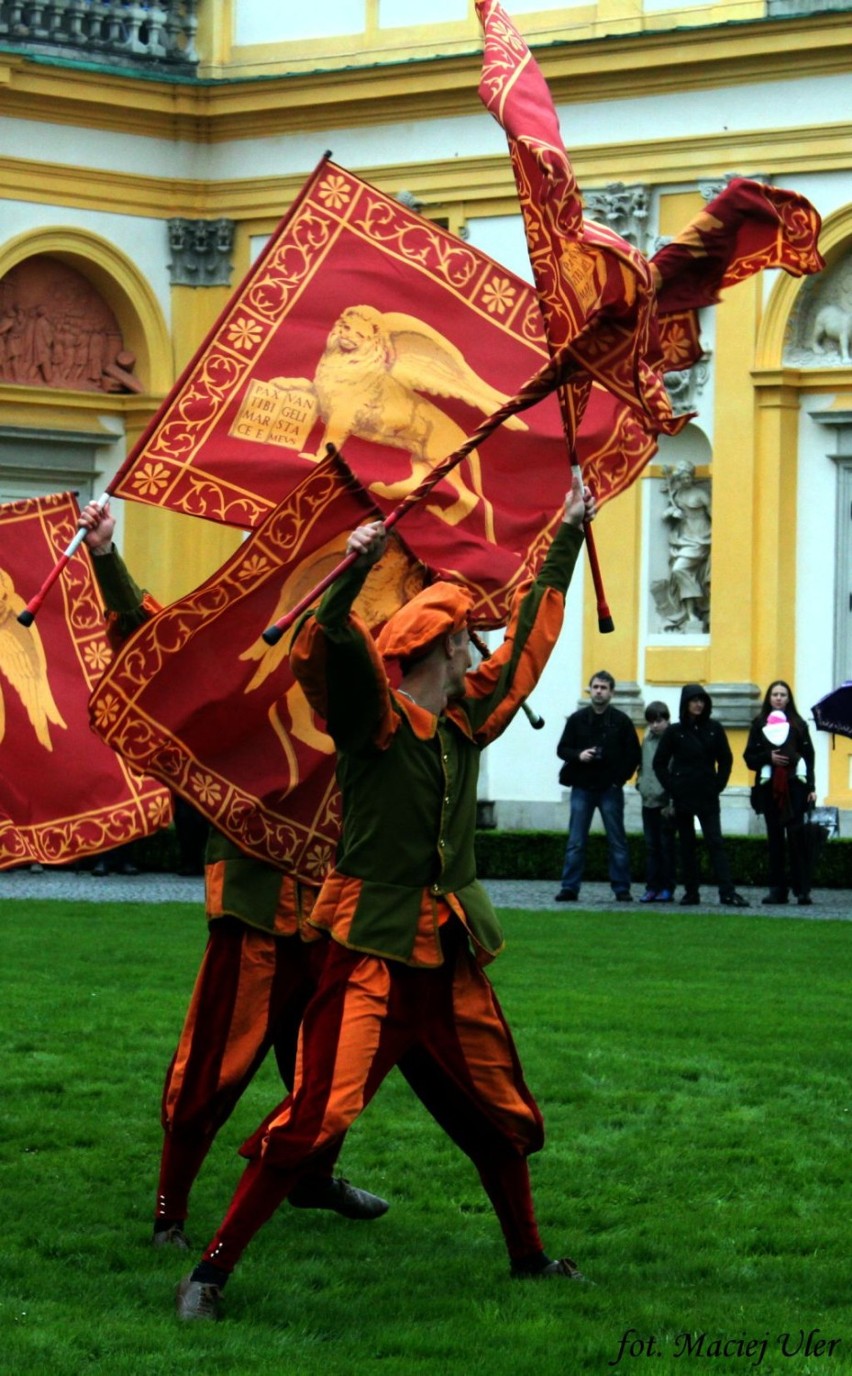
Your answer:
[812,681,852,738]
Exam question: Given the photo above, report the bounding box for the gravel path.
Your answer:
[1,869,849,919]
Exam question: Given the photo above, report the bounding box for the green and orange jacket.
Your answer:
[90,544,313,938]
[290,520,584,968]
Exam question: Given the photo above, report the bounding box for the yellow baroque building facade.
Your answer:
[1,0,851,832]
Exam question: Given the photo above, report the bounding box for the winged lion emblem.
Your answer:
[0,566,67,751]
[271,305,527,541]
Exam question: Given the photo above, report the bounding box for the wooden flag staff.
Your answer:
[262,345,590,646]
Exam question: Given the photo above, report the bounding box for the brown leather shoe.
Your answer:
[175,1274,222,1321]
[153,1224,190,1251]
[288,1176,389,1220]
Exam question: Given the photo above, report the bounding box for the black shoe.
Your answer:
[679,890,700,905]
[762,889,788,905]
[288,1176,389,1220]
[554,889,578,902]
[797,893,813,906]
[720,891,749,907]
[91,861,108,877]
[119,863,139,876]
[615,891,633,902]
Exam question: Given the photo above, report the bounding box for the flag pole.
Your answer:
[468,629,544,729]
[17,489,112,627]
[261,348,581,646]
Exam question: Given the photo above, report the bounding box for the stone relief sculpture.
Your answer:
[651,461,712,633]
[0,256,143,394]
[785,248,852,368]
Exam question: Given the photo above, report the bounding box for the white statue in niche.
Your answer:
[651,461,711,633]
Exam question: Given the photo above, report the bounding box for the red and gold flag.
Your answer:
[90,460,425,880]
[651,176,824,371]
[109,158,583,625]
[0,492,171,870]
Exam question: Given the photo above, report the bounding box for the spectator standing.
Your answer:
[554,671,641,902]
[743,680,816,905]
[636,701,676,903]
[652,684,748,908]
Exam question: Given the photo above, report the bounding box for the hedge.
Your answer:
[473,829,852,890]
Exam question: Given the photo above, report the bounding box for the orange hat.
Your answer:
[376,581,474,660]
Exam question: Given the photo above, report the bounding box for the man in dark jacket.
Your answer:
[554,671,641,901]
[652,683,748,907]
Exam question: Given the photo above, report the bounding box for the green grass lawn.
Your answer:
[0,900,849,1376]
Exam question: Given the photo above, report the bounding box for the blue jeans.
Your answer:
[560,785,631,896]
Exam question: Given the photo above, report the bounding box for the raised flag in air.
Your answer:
[0,492,171,869]
[108,158,581,624]
[90,459,427,879]
[475,0,824,495]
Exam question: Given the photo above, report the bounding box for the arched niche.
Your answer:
[756,204,852,371]
[0,227,171,396]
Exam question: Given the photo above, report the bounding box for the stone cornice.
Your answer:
[0,14,850,142]
[2,118,850,225]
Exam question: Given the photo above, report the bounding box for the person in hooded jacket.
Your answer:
[652,683,749,907]
[743,680,816,905]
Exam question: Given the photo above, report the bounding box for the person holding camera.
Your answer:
[554,671,641,902]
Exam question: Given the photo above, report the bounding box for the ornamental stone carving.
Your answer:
[698,173,768,203]
[664,354,712,416]
[583,183,649,253]
[167,218,235,287]
[784,249,852,368]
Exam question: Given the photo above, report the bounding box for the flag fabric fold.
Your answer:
[0,492,172,870]
[89,459,427,880]
[651,177,825,371]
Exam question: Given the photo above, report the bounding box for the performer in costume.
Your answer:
[743,680,816,905]
[175,472,595,1321]
[79,502,390,1251]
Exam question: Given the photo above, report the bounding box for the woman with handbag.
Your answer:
[744,681,817,905]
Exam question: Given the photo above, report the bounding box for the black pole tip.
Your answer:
[262,626,283,646]
[598,615,615,634]
[17,609,35,627]
[531,716,545,730]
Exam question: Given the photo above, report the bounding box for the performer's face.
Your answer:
[770,683,790,711]
[447,629,472,698]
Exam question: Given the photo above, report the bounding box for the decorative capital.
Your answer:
[698,173,768,203]
[167,219,235,287]
[583,183,649,252]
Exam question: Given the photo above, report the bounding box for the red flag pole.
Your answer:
[578,494,613,633]
[262,348,581,646]
[17,488,112,627]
